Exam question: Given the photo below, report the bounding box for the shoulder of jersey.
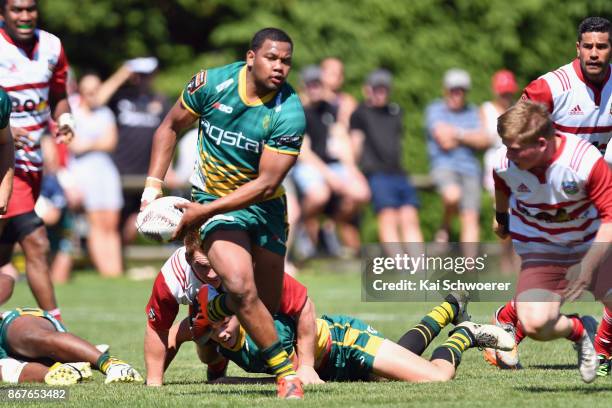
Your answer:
[492,145,510,173]
[539,61,574,93]
[187,62,241,96]
[562,134,602,174]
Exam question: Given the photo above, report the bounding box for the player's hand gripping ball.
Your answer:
[136,196,190,243]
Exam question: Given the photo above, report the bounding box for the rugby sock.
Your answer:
[496,300,526,343]
[47,308,62,322]
[397,299,458,355]
[207,294,233,323]
[595,307,612,357]
[566,315,586,342]
[95,352,111,373]
[262,341,297,381]
[431,327,474,368]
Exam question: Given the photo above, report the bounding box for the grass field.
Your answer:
[1,260,611,407]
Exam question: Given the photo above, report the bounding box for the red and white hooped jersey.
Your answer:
[0,28,69,173]
[521,59,612,160]
[145,246,309,331]
[493,134,612,254]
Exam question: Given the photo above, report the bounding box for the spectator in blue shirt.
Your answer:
[425,69,490,243]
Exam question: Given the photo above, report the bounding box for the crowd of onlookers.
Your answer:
[26,56,521,280]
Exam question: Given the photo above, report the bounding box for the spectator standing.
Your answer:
[425,68,490,243]
[350,69,423,246]
[94,58,170,244]
[69,74,123,277]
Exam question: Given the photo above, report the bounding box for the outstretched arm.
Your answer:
[144,324,169,386]
[295,298,323,384]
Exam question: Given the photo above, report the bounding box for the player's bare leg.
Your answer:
[515,297,571,340]
[204,230,301,397]
[7,315,142,383]
[516,293,598,382]
[252,245,284,314]
[204,230,279,348]
[8,315,103,363]
[19,227,58,311]
[373,339,456,382]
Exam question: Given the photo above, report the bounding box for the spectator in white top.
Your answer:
[68,74,123,277]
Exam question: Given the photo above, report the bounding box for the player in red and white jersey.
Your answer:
[484,102,612,383]
[143,231,320,386]
[521,17,612,160]
[0,0,75,321]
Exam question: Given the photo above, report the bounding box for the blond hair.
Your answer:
[183,228,203,254]
[497,100,555,145]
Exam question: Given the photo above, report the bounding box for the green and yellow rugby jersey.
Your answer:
[0,88,11,129]
[181,62,306,198]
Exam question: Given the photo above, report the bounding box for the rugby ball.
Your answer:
[135,196,190,243]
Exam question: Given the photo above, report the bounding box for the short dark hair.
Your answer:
[577,16,611,42]
[250,27,293,52]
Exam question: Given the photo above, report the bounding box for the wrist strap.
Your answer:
[495,211,509,234]
[146,176,165,185]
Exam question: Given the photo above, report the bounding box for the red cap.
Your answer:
[492,69,518,94]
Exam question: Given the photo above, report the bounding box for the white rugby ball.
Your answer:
[136,196,190,243]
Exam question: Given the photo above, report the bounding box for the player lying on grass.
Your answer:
[143,230,321,386]
[0,270,142,385]
[186,290,515,383]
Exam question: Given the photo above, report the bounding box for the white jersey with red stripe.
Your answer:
[0,28,68,173]
[159,246,208,306]
[493,134,612,257]
[521,59,612,160]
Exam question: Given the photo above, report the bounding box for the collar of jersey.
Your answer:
[238,65,277,107]
[572,58,611,90]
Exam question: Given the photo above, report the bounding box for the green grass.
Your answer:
[2,262,611,407]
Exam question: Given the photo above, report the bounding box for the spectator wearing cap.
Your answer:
[350,69,423,247]
[93,58,170,245]
[482,70,519,195]
[481,70,520,274]
[294,65,370,256]
[425,68,490,244]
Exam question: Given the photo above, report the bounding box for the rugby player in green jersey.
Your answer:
[198,293,515,384]
[145,28,307,399]
[0,88,14,217]
[0,270,142,385]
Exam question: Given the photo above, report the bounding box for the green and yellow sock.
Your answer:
[431,327,474,368]
[397,300,458,355]
[262,341,296,381]
[95,352,111,374]
[207,294,233,323]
